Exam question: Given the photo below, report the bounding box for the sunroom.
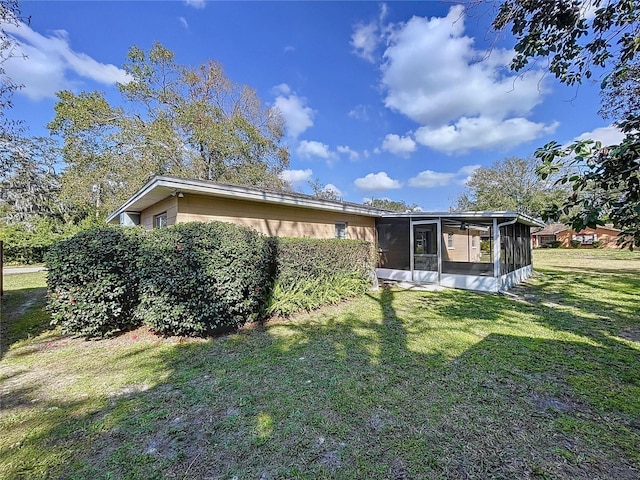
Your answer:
[375,212,544,293]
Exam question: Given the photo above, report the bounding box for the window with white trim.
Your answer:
[154,212,167,229]
[335,222,347,239]
[447,232,455,249]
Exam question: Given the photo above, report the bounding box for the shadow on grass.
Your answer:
[0,286,51,361]
[2,283,639,479]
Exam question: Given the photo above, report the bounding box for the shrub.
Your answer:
[550,240,563,248]
[46,227,142,338]
[570,240,582,248]
[592,240,604,248]
[136,222,274,336]
[267,238,372,317]
[480,239,491,253]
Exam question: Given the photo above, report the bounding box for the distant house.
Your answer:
[532,223,621,248]
[107,176,544,292]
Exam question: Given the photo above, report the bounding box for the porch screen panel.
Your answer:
[376,218,410,270]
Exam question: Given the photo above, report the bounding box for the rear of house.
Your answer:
[108,176,543,292]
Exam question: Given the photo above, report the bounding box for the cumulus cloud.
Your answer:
[357,5,557,154]
[381,133,416,157]
[337,145,360,160]
[3,22,131,100]
[279,168,313,185]
[354,172,402,192]
[185,0,206,9]
[348,104,369,121]
[408,165,482,188]
[273,83,315,139]
[573,125,625,146]
[415,117,559,154]
[296,140,333,160]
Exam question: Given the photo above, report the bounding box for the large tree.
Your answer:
[364,198,419,213]
[454,157,567,217]
[49,42,290,217]
[490,0,640,247]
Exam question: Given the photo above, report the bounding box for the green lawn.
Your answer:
[1,249,639,479]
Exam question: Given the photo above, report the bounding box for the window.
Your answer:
[471,235,477,248]
[335,222,347,239]
[573,233,597,245]
[447,232,454,249]
[154,212,167,229]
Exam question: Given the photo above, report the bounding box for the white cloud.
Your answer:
[348,104,369,121]
[337,145,360,160]
[574,125,625,146]
[354,172,402,192]
[179,17,189,29]
[296,140,333,160]
[369,5,556,154]
[279,168,313,185]
[273,84,315,139]
[3,22,131,100]
[381,133,416,157]
[415,117,559,154]
[408,164,483,188]
[351,22,379,63]
[185,0,206,9]
[284,45,295,53]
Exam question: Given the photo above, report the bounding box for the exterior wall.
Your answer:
[441,227,482,262]
[169,193,376,242]
[556,227,620,248]
[140,196,178,230]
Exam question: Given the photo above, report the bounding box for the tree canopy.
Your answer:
[454,157,567,217]
[491,0,640,248]
[364,198,419,213]
[48,42,290,216]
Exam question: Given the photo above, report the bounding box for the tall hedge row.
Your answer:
[46,222,373,338]
[46,227,142,337]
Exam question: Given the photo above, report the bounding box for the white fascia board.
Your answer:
[379,211,545,227]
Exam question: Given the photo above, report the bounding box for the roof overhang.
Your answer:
[106,176,389,223]
[378,211,545,228]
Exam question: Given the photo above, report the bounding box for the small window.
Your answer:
[154,212,167,229]
[471,235,477,248]
[335,222,347,239]
[447,232,454,249]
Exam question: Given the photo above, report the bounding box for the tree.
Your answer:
[0,136,67,226]
[491,0,640,248]
[308,177,340,201]
[454,157,568,217]
[364,197,419,212]
[49,42,290,217]
[0,0,26,174]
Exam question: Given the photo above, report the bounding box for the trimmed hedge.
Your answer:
[46,222,374,338]
[46,227,142,338]
[267,238,372,317]
[136,222,274,336]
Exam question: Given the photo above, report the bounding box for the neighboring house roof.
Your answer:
[106,175,546,227]
[532,222,623,236]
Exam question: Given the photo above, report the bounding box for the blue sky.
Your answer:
[5,1,625,210]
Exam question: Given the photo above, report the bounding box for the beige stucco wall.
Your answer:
[140,193,376,242]
[140,196,178,230]
[441,227,482,262]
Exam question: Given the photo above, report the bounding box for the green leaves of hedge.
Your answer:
[45,223,373,338]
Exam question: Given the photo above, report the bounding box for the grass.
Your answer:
[1,249,639,479]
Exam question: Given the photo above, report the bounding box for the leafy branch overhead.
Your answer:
[48,42,291,216]
[492,0,640,248]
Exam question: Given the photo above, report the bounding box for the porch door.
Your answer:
[411,221,440,283]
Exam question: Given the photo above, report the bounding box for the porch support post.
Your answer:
[409,219,414,282]
[493,218,500,278]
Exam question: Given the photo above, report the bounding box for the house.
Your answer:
[532,223,621,248]
[107,176,544,292]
